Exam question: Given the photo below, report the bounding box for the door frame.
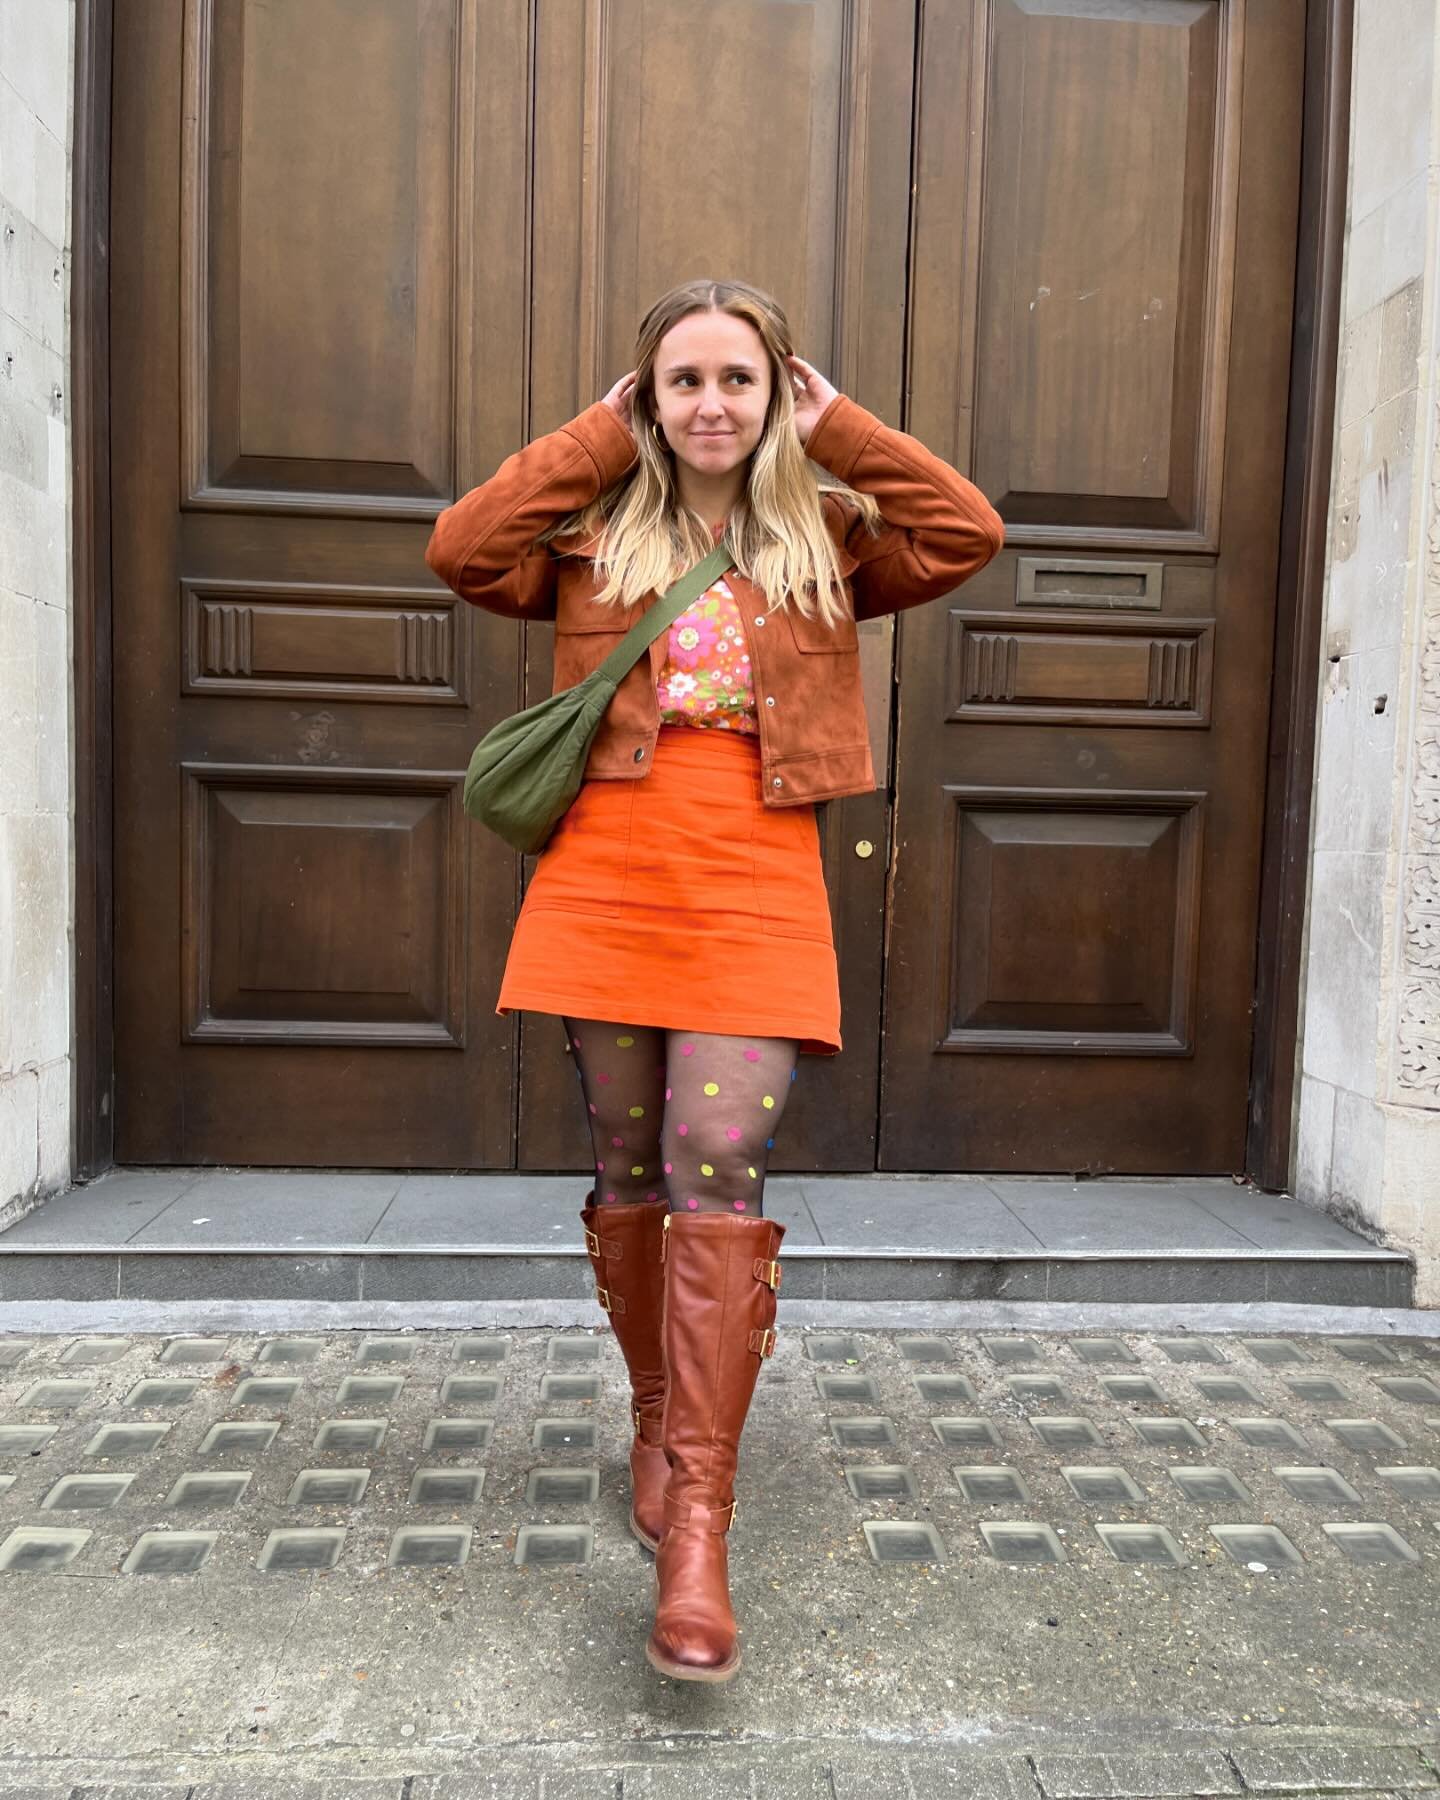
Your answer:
[69,0,1352,1186]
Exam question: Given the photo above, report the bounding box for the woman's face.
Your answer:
[650,310,774,481]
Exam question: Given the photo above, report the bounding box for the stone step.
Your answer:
[0,1171,1413,1308]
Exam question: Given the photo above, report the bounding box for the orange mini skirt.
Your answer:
[496,723,842,1055]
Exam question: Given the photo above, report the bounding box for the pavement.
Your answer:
[0,1320,1437,1798]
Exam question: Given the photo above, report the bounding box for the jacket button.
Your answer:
[634,747,645,761]
[772,777,783,788]
[765,695,775,707]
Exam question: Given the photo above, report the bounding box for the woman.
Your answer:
[424,278,1003,1682]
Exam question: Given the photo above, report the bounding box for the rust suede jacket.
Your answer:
[424,392,1005,807]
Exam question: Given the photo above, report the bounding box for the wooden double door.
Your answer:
[110,0,1304,1175]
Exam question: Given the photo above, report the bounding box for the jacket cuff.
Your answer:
[559,401,640,489]
[803,392,880,482]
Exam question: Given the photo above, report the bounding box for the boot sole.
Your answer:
[629,1507,660,1554]
[644,1638,742,1682]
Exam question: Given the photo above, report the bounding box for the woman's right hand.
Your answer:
[600,370,638,433]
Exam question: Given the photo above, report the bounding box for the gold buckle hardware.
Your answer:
[753,1258,782,1291]
[661,1213,671,1264]
[753,1326,776,1358]
[583,1227,601,1258]
[594,1285,613,1314]
[728,1497,739,1528]
[631,1402,642,1435]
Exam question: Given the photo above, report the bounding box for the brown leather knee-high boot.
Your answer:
[645,1209,785,1683]
[578,1192,670,1550]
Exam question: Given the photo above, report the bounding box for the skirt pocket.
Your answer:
[750,802,834,942]
[519,777,635,920]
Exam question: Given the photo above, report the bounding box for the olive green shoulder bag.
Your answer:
[462,536,737,855]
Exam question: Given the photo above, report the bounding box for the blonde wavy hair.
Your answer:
[535,279,884,627]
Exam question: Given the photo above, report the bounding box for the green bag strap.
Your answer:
[592,537,738,686]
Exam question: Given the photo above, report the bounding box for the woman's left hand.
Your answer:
[787,355,840,447]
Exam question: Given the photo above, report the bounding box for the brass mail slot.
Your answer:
[1016,557,1164,612]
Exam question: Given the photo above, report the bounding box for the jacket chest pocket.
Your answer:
[784,603,860,654]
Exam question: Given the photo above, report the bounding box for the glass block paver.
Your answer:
[1376,1377,1440,1404]
[233,1377,305,1408]
[539,1374,602,1403]
[286,1469,371,1506]
[389,1527,471,1567]
[40,1474,134,1510]
[164,1473,252,1509]
[426,1419,495,1452]
[531,1419,596,1453]
[980,1521,1066,1564]
[197,1422,278,1455]
[932,1417,1003,1449]
[1231,1418,1310,1451]
[804,1335,864,1363]
[830,1417,899,1450]
[1284,1377,1352,1404]
[1331,1339,1401,1365]
[981,1337,1043,1364]
[817,1374,882,1405]
[1133,1418,1206,1449]
[514,1524,593,1567]
[313,1419,387,1454]
[1323,1522,1420,1564]
[258,1528,345,1572]
[1242,1339,1307,1365]
[1169,1467,1253,1504]
[863,1521,946,1564]
[1326,1418,1407,1453]
[453,1337,508,1362]
[1193,1377,1262,1405]
[411,1468,486,1505]
[335,1375,405,1407]
[546,1338,602,1366]
[0,1426,58,1456]
[1068,1338,1138,1364]
[1031,1417,1104,1448]
[1154,1339,1225,1365]
[1208,1524,1304,1567]
[438,1375,502,1407]
[86,1423,172,1457]
[1008,1376,1072,1405]
[59,1339,130,1365]
[1101,1376,1168,1404]
[844,1465,919,1501]
[525,1468,600,1505]
[953,1466,1030,1505]
[1274,1467,1364,1506]
[896,1336,955,1362]
[159,1338,230,1363]
[1376,1466,1440,1500]
[0,1342,33,1367]
[1061,1466,1145,1505]
[1095,1523,1187,1566]
[19,1380,96,1409]
[121,1531,216,1575]
[257,1338,324,1364]
[912,1374,977,1406]
[357,1337,415,1364]
[0,1475,13,1494]
[0,1527,91,1572]
[123,1380,201,1408]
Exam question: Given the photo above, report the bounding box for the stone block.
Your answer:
[1302,852,1385,1096]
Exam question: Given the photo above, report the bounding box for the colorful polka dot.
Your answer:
[703,1082,720,1096]
[678,1124,689,1136]
[616,1034,634,1047]
[726,1127,741,1141]
[744,1049,761,1062]
[597,1073,611,1085]
[665,1087,672,1100]
[631,1165,644,1177]
[732,1200,746,1212]
[646,1191,659,1202]
[762,1095,775,1109]
[588,1104,598,1115]
[681,1044,695,1056]
[700,1163,714,1177]
[596,1160,605,1172]
[628,1105,644,1118]
[747,1167,757,1178]
[611,1136,624,1148]
[606,1192,617,1203]
[766,1138,774,1149]
[790,1069,797,1081]
[664,1162,673,1174]
[573,1035,582,1047]
[686,1197,699,1209]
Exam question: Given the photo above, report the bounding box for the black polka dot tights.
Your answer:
[561,1018,799,1216]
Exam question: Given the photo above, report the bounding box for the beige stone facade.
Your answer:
[0,0,75,1229]
[1,2,1437,1300]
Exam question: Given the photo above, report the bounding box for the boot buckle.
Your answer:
[594,1284,613,1314]
[661,1213,671,1264]
[753,1257,782,1291]
[583,1227,601,1258]
[748,1326,777,1358]
[728,1497,739,1529]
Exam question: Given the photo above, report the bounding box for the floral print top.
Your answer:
[656,571,759,736]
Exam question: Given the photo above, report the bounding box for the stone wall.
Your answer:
[1296,0,1440,1303]
[0,1,76,1225]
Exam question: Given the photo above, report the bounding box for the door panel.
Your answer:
[881,0,1303,1171]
